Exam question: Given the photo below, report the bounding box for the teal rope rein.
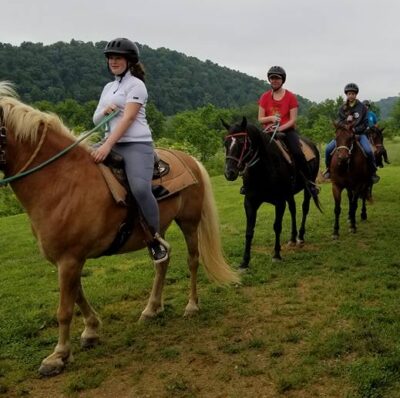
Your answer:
[0,110,120,186]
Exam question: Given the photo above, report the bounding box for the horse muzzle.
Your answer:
[224,169,239,181]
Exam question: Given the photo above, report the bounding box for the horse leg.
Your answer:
[332,184,342,239]
[241,196,261,269]
[286,196,298,246]
[348,192,358,233]
[139,256,170,321]
[272,201,286,261]
[76,281,102,349]
[361,197,367,221]
[39,258,83,376]
[298,190,311,245]
[177,222,200,317]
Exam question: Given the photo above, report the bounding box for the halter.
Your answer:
[224,131,259,172]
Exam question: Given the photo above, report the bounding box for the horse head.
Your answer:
[334,121,354,166]
[221,117,256,181]
[367,125,388,166]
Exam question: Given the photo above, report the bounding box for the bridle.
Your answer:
[0,106,48,175]
[224,130,259,173]
[335,129,354,159]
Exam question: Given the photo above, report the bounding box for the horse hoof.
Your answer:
[349,228,356,234]
[286,241,296,247]
[81,336,100,349]
[38,360,65,377]
[184,306,199,317]
[332,234,339,240]
[296,239,305,247]
[272,257,282,263]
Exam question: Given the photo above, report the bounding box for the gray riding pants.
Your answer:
[113,142,159,232]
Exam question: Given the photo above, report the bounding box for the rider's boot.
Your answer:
[148,233,170,264]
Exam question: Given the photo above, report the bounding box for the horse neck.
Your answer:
[8,128,92,208]
[247,129,286,181]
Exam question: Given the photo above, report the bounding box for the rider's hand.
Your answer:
[91,142,113,163]
[103,104,118,116]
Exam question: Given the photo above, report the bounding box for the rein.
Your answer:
[0,110,120,186]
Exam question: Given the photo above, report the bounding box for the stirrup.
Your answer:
[149,233,171,264]
[371,174,380,184]
[322,169,330,179]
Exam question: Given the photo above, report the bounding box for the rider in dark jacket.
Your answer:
[323,83,379,184]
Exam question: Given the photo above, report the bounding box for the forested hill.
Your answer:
[0,40,312,115]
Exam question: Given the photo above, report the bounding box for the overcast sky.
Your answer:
[1,0,399,103]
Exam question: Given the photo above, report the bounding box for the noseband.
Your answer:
[335,130,354,158]
[224,131,259,171]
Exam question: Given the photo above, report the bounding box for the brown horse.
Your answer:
[367,125,390,168]
[330,122,371,239]
[0,82,239,376]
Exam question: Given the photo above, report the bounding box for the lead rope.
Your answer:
[0,110,120,186]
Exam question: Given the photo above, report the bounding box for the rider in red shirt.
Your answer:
[258,66,318,197]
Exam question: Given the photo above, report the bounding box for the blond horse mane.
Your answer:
[0,81,75,145]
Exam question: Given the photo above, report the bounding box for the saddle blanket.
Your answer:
[98,148,198,205]
[274,138,316,165]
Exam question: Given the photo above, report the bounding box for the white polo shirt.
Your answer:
[93,72,152,142]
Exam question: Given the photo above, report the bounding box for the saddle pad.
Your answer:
[98,163,127,206]
[153,148,198,199]
[98,149,198,205]
[274,138,316,165]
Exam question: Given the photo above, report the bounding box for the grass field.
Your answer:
[1,140,400,397]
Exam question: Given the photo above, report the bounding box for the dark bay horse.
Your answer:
[367,125,390,168]
[330,122,372,238]
[0,82,239,376]
[222,117,321,266]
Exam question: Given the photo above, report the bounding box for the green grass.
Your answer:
[0,141,400,397]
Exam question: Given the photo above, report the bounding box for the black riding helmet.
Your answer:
[267,66,286,83]
[104,38,140,64]
[344,83,359,94]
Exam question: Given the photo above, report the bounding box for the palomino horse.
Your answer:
[222,117,321,265]
[330,122,371,238]
[0,82,239,376]
[367,125,390,168]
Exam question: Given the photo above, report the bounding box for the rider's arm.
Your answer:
[279,107,298,132]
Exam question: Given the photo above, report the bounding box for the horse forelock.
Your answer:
[0,95,74,145]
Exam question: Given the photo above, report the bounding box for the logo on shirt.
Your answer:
[354,112,360,119]
[132,96,139,100]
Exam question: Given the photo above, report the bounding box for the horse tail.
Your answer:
[195,160,240,284]
[311,189,323,213]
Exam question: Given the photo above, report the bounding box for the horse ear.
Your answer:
[380,127,385,133]
[220,118,230,131]
[240,116,247,130]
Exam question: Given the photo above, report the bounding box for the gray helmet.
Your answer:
[104,38,140,64]
[362,100,371,107]
[344,83,359,94]
[267,66,286,83]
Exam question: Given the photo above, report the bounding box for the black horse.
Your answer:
[222,117,321,266]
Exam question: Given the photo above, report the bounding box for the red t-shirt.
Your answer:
[258,89,298,128]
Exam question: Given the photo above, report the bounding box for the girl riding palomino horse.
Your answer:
[92,37,169,263]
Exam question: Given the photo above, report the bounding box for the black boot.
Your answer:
[369,160,380,184]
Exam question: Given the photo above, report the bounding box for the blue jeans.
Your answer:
[324,135,376,171]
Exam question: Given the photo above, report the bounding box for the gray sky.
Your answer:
[1,0,399,103]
